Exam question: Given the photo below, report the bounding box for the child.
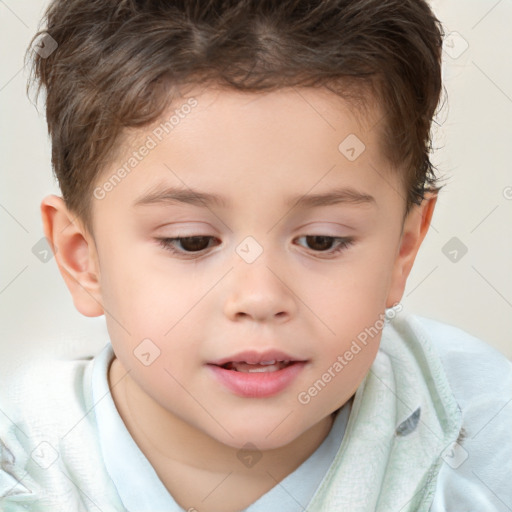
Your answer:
[1,0,510,510]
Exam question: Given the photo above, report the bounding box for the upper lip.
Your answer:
[208,349,308,366]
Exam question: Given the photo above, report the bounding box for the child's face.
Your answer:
[49,86,430,450]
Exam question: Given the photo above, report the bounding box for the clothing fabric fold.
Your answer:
[0,310,510,511]
[305,313,462,511]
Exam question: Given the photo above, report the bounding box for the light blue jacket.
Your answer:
[0,312,511,511]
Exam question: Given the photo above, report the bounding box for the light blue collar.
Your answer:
[305,312,462,511]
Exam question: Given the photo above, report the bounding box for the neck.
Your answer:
[108,356,337,509]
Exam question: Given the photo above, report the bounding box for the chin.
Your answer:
[209,422,301,452]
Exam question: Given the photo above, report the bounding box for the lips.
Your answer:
[207,360,308,398]
[207,349,307,367]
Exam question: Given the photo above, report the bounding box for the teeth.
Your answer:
[221,360,295,373]
[243,363,282,373]
[241,359,277,366]
[244,359,291,365]
[227,361,291,373]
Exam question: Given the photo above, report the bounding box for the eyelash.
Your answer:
[156,235,355,259]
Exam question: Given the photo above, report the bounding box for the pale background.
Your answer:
[1,0,511,372]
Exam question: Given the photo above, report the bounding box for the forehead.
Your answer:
[122,84,382,158]
[93,85,400,223]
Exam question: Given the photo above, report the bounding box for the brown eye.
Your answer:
[302,235,335,251]
[157,236,217,255]
[176,236,212,252]
[295,235,355,257]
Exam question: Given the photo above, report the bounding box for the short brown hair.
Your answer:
[26,0,446,235]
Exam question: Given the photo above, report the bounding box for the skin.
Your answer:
[41,85,437,512]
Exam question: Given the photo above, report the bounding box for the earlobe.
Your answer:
[385,193,438,308]
[40,195,104,317]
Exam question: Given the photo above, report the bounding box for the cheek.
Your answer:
[311,308,384,412]
[98,237,176,323]
[349,233,399,304]
[310,241,396,383]
[312,248,395,330]
[99,258,205,370]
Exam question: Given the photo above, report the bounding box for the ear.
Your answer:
[385,192,438,308]
[40,194,104,317]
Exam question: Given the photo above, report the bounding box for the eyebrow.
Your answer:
[133,185,376,210]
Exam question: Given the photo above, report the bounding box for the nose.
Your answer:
[223,249,296,324]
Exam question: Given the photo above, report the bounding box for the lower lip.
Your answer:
[206,362,307,398]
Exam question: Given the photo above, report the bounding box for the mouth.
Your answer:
[207,349,308,371]
[217,360,297,373]
[207,359,308,398]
